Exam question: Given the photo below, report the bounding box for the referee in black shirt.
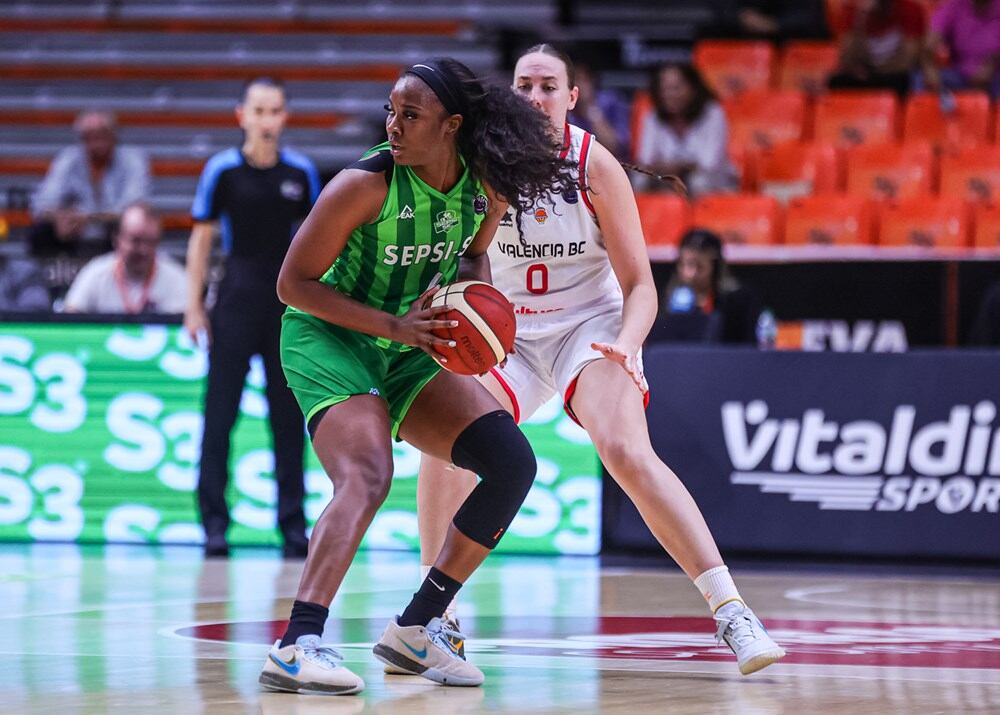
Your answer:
[185,78,320,558]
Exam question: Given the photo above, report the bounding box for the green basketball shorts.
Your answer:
[280,310,442,440]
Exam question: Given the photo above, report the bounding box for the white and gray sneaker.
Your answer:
[373,616,483,686]
[259,635,365,695]
[714,601,786,675]
[384,614,466,675]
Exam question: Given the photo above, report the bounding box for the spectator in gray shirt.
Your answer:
[0,257,50,311]
[29,109,151,257]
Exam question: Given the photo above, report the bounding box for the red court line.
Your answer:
[0,158,206,176]
[2,208,193,230]
[0,18,468,35]
[3,64,402,81]
[0,109,345,129]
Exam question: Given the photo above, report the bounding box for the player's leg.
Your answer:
[373,368,537,686]
[416,370,512,580]
[570,357,785,675]
[259,394,391,695]
[571,358,722,575]
[261,324,308,557]
[197,313,253,556]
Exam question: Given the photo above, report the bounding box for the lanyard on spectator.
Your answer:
[114,258,156,314]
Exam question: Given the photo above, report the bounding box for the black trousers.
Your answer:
[197,289,306,545]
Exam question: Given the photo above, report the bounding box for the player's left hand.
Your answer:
[591,342,648,394]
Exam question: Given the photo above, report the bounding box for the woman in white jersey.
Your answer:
[414,45,785,676]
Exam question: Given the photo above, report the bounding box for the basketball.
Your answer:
[424,280,516,375]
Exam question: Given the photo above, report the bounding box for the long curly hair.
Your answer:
[414,58,578,227]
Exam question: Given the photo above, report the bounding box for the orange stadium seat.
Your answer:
[779,42,841,95]
[729,141,757,191]
[691,194,781,245]
[902,92,993,149]
[724,89,808,148]
[814,91,899,147]
[693,41,775,99]
[634,192,691,246]
[845,142,935,201]
[785,194,875,245]
[757,141,841,201]
[879,196,971,248]
[973,204,1000,249]
[939,146,1000,204]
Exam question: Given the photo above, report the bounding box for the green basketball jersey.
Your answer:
[319,143,488,348]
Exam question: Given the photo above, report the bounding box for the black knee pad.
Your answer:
[450,410,537,548]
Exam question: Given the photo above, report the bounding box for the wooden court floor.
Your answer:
[1,543,998,714]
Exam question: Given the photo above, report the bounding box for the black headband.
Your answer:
[406,62,466,117]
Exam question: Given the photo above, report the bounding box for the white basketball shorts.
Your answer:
[488,300,648,425]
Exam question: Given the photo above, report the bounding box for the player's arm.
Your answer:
[457,182,507,284]
[587,140,658,389]
[183,221,216,343]
[276,169,454,352]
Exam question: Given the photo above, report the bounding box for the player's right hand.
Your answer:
[393,286,460,361]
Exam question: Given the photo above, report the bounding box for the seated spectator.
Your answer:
[29,109,151,258]
[712,0,830,41]
[0,256,50,311]
[567,63,631,159]
[63,203,187,314]
[647,228,761,345]
[828,0,926,96]
[634,63,738,197]
[920,0,1000,98]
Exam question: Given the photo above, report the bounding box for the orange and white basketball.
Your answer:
[425,280,516,375]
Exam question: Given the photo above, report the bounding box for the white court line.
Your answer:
[0,583,426,621]
[1,647,996,685]
[0,564,596,622]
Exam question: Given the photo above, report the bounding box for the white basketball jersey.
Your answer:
[489,124,623,320]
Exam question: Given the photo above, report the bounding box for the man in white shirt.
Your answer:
[30,109,151,257]
[64,203,187,314]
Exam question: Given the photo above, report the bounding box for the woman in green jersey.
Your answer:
[257,58,576,695]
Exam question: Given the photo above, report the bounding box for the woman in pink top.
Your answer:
[921,0,1000,97]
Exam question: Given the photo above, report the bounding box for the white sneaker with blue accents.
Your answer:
[383,613,466,675]
[259,634,365,694]
[714,601,786,675]
[373,616,483,686]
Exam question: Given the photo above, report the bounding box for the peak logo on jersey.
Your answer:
[280,180,304,201]
[434,210,459,234]
[562,188,579,205]
[474,194,488,215]
[534,208,548,224]
[499,211,514,227]
[398,205,415,220]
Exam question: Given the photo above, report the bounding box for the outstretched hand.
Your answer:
[591,342,648,394]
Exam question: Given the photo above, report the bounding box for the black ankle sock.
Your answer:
[279,600,329,648]
[398,567,462,627]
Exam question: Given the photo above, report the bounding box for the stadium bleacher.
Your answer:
[0,0,550,241]
[2,3,998,258]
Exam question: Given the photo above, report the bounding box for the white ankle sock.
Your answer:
[421,563,459,617]
[693,565,743,613]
